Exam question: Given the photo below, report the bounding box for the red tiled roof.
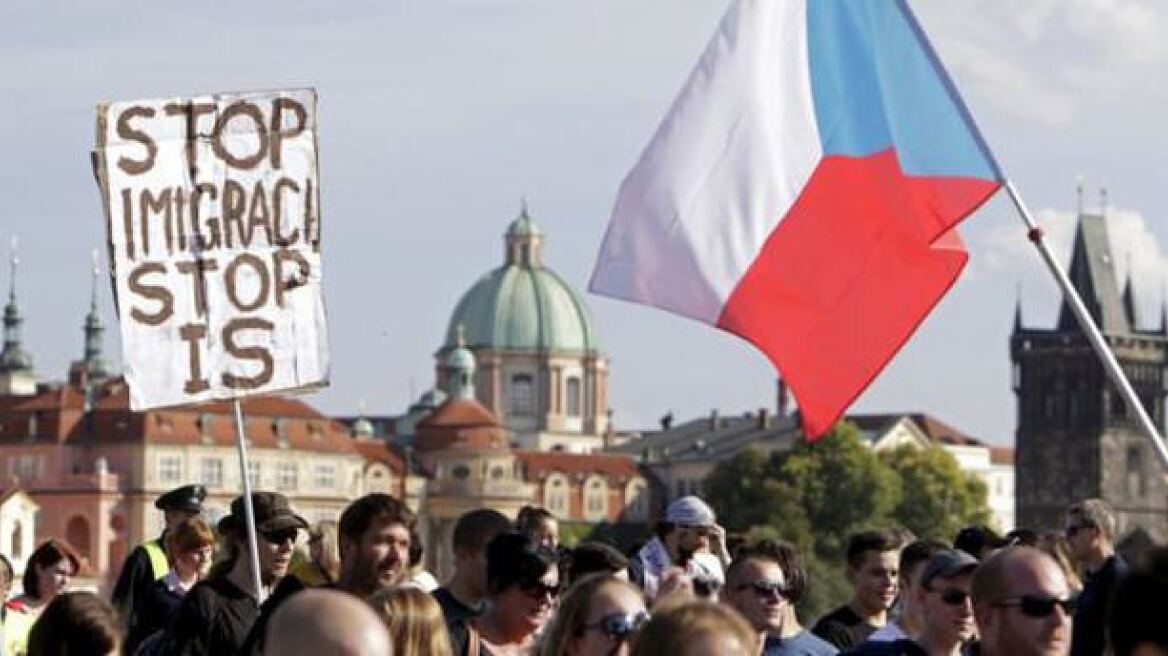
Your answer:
[416,398,501,429]
[906,414,984,446]
[351,439,406,471]
[989,446,1015,465]
[0,378,358,455]
[516,451,641,481]
[414,398,510,451]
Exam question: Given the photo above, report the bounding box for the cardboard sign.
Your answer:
[93,89,328,410]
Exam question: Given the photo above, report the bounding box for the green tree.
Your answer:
[775,422,902,560]
[704,447,778,532]
[882,444,992,541]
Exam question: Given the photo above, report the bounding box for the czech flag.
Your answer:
[589,0,1002,437]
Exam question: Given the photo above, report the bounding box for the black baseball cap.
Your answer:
[920,549,979,589]
[218,492,308,534]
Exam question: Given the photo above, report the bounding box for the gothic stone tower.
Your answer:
[1011,211,1168,544]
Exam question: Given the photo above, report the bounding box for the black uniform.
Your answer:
[111,536,166,621]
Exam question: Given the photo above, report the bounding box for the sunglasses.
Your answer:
[927,587,971,606]
[680,525,712,537]
[993,595,1078,618]
[519,580,561,599]
[736,580,792,600]
[261,528,299,544]
[1064,524,1092,538]
[584,611,650,640]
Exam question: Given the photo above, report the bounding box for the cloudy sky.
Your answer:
[2,0,1166,445]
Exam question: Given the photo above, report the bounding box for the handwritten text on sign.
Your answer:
[95,89,328,410]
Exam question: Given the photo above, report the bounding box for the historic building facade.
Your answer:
[1011,209,1168,545]
[434,210,610,453]
[0,259,398,588]
[413,331,649,581]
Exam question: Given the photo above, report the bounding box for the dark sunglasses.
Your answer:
[736,580,792,600]
[519,580,561,599]
[928,587,971,606]
[261,528,299,544]
[1064,524,1092,538]
[994,595,1078,618]
[584,611,650,640]
[680,524,712,537]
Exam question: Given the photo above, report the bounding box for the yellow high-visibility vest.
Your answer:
[143,539,169,579]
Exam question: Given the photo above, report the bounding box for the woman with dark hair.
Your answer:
[539,574,648,656]
[3,540,80,656]
[26,591,121,656]
[126,517,216,654]
[464,532,560,654]
[157,492,307,656]
[517,506,559,551]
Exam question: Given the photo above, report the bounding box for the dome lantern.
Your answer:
[505,202,544,268]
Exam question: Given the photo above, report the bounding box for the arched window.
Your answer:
[624,479,648,522]
[566,377,582,418]
[584,475,608,521]
[66,516,91,560]
[545,473,569,517]
[11,522,24,561]
[510,374,535,416]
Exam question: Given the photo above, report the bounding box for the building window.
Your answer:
[10,455,42,481]
[158,455,183,484]
[566,377,582,418]
[1127,446,1146,497]
[625,480,648,522]
[247,461,261,489]
[277,462,298,491]
[510,374,535,416]
[11,522,23,561]
[584,476,607,521]
[199,458,223,488]
[313,464,336,490]
[546,475,569,516]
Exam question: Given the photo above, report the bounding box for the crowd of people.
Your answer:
[0,486,1165,655]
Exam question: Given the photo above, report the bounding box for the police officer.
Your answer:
[111,484,207,621]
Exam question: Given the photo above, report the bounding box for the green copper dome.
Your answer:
[443,211,600,353]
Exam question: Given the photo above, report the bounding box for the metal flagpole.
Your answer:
[1005,180,1168,473]
[231,398,266,605]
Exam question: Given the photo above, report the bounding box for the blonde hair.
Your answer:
[370,586,453,656]
[539,574,643,656]
[1038,532,1083,592]
[309,520,341,582]
[630,600,758,656]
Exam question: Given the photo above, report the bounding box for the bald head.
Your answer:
[267,589,392,656]
[972,547,1072,656]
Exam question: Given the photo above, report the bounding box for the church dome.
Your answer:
[443,209,600,353]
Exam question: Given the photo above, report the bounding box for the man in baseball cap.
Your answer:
[111,484,207,622]
[848,550,978,656]
[632,495,730,601]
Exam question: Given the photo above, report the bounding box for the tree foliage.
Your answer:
[703,420,995,620]
[882,444,992,541]
[774,423,902,560]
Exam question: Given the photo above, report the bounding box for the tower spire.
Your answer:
[0,236,35,388]
[82,249,109,380]
[1100,187,1109,218]
[1013,281,1024,333]
[1122,261,1138,331]
[1160,281,1168,337]
[1076,176,1084,216]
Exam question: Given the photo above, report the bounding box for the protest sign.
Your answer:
[93,88,328,410]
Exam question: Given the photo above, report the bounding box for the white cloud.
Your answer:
[973,204,1168,329]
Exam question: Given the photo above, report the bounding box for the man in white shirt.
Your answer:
[634,495,730,601]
